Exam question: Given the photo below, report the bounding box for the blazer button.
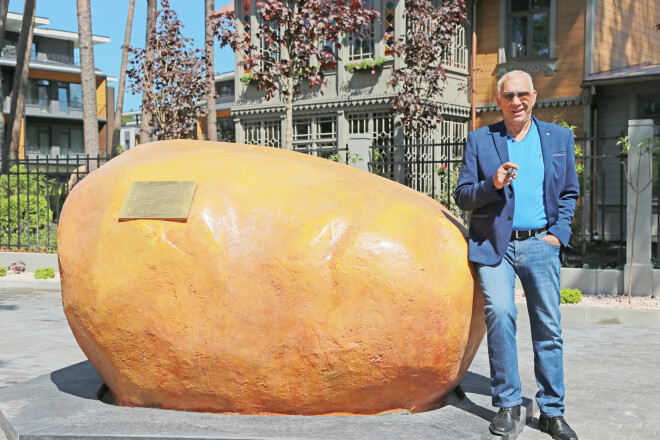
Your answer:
[508,216,512,221]
[509,193,513,198]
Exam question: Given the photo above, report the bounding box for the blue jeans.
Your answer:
[476,231,564,417]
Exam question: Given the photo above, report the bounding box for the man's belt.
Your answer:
[510,227,548,241]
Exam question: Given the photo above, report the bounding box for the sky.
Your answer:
[7,0,235,112]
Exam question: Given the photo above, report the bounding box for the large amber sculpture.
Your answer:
[58,141,485,415]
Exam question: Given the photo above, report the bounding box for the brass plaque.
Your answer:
[119,181,197,220]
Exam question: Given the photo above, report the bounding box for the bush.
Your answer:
[35,267,55,279]
[560,288,582,304]
[0,267,6,277]
[0,165,56,249]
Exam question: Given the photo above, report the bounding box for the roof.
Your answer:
[582,62,660,87]
[6,11,110,48]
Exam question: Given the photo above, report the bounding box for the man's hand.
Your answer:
[494,162,519,189]
[542,233,561,246]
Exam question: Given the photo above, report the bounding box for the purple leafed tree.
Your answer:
[126,0,209,140]
[212,0,379,150]
[388,0,467,137]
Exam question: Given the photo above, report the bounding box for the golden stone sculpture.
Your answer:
[58,141,485,415]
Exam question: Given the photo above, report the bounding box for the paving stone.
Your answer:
[2,289,660,440]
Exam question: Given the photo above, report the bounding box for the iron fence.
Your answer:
[368,141,466,220]
[368,141,638,269]
[0,140,651,268]
[566,151,628,269]
[653,150,660,268]
[0,155,111,252]
[0,146,351,253]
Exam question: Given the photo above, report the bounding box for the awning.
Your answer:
[582,62,660,87]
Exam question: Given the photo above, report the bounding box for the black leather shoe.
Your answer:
[539,415,579,440]
[489,405,521,435]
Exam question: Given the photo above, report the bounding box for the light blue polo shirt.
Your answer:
[507,122,547,230]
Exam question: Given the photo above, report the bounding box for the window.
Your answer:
[293,116,337,157]
[25,125,51,155]
[69,83,82,109]
[243,119,280,148]
[496,0,557,76]
[26,79,50,112]
[384,0,395,56]
[217,117,236,143]
[58,126,84,155]
[639,94,660,125]
[1,37,17,58]
[347,112,394,146]
[215,81,234,103]
[508,0,550,59]
[58,83,69,114]
[348,0,375,61]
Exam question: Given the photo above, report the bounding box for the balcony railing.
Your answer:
[24,98,84,117]
[1,46,80,66]
[25,146,85,158]
[215,95,234,104]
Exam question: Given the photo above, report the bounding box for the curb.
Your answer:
[0,278,61,292]
[0,252,59,274]
[516,302,660,328]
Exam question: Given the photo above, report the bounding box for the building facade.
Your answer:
[473,0,660,243]
[229,0,471,163]
[2,11,112,159]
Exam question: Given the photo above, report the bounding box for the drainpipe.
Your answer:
[471,0,478,131]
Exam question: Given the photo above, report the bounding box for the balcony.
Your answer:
[1,46,80,66]
[25,145,85,159]
[215,95,234,105]
[24,98,84,118]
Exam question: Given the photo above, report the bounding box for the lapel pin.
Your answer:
[546,132,550,136]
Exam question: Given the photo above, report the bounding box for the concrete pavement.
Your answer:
[1,289,658,439]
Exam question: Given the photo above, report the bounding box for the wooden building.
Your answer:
[472,0,659,242]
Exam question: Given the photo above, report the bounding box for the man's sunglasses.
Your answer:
[500,91,532,102]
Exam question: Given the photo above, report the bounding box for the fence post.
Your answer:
[624,119,655,297]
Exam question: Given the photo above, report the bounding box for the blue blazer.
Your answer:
[453,117,579,266]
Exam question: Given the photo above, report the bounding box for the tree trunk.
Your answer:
[284,77,293,150]
[111,0,135,155]
[77,0,100,161]
[205,0,217,141]
[140,0,157,143]
[0,0,10,173]
[6,0,36,161]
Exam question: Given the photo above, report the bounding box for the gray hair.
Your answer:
[497,70,534,93]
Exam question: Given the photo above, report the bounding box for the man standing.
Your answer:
[453,70,579,440]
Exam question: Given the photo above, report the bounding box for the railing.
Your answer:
[25,98,83,116]
[566,151,628,269]
[0,156,111,252]
[0,140,648,265]
[0,146,354,252]
[293,144,349,160]
[653,151,660,268]
[368,142,466,221]
[215,95,234,104]
[369,141,636,269]
[1,47,80,66]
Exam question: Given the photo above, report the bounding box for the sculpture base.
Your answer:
[0,361,534,440]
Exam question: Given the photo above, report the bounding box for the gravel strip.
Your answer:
[515,289,660,310]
